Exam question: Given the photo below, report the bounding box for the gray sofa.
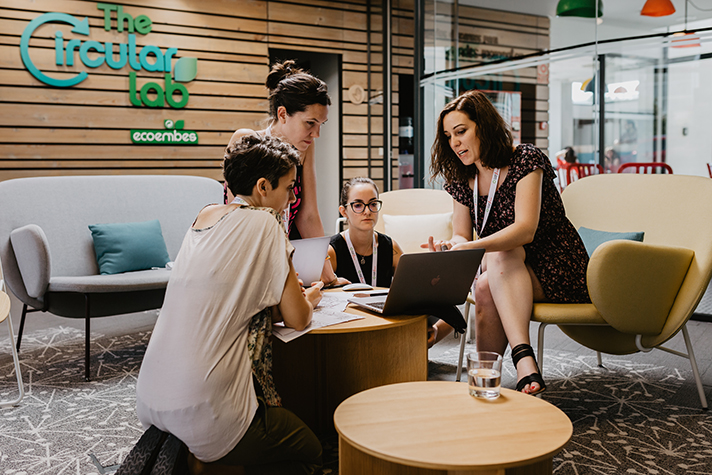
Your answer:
[0,175,223,380]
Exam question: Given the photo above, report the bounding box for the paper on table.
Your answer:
[272,293,364,343]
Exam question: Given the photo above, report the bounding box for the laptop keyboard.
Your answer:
[369,301,386,310]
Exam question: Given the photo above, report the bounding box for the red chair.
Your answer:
[557,162,604,191]
[618,162,673,174]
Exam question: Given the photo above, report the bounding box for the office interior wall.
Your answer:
[0,0,415,195]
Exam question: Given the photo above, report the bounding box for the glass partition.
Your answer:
[419,0,712,182]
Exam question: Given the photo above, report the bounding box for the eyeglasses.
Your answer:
[347,200,382,214]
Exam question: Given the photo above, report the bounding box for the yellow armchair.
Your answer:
[533,174,712,408]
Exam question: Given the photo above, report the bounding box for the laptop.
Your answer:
[290,236,331,285]
[347,248,484,315]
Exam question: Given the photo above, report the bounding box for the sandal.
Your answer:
[511,343,546,396]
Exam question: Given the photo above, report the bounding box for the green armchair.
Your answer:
[533,174,712,408]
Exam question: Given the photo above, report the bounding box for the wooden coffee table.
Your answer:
[334,381,572,474]
[272,297,428,436]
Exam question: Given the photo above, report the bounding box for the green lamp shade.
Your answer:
[556,0,603,18]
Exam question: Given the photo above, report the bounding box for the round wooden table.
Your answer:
[334,381,573,475]
[272,299,428,436]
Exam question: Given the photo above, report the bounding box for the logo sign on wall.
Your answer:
[20,3,198,109]
[131,120,199,145]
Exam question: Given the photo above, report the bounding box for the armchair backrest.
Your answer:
[561,174,712,346]
[374,189,453,253]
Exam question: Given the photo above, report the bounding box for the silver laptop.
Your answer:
[290,236,331,285]
[347,249,484,315]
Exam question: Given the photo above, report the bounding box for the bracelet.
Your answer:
[325,276,339,288]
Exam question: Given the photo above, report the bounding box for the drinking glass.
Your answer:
[467,351,503,400]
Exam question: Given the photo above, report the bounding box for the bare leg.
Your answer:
[473,272,508,356]
[479,248,546,394]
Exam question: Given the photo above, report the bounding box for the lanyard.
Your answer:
[344,230,378,286]
[231,196,249,206]
[282,208,289,233]
[473,168,500,239]
[472,168,500,287]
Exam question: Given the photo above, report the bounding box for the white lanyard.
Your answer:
[472,168,500,287]
[344,230,378,286]
[473,168,500,239]
[231,196,249,206]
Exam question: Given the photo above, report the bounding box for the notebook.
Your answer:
[347,248,484,315]
[290,236,331,285]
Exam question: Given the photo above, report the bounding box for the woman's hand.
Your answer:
[304,281,324,308]
[421,236,454,252]
[327,277,351,288]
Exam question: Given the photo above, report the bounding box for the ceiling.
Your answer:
[460,0,712,33]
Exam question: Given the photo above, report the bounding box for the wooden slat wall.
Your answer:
[0,0,547,188]
[0,0,401,192]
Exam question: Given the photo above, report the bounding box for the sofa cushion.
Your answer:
[89,220,170,275]
[383,212,453,254]
[577,227,644,257]
[48,268,171,293]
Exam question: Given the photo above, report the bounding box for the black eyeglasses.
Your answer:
[347,200,382,214]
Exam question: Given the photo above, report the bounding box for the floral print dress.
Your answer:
[444,144,590,303]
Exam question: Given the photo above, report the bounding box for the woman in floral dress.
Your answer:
[427,90,590,395]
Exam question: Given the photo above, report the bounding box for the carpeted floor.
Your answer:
[2,326,712,474]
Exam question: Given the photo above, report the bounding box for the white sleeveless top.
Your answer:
[136,206,293,462]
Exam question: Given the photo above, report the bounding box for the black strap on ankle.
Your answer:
[511,343,535,369]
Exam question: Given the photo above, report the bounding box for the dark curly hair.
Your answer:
[223,134,300,197]
[266,59,331,119]
[431,90,513,184]
[339,177,379,207]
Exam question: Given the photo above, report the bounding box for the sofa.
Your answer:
[0,175,223,380]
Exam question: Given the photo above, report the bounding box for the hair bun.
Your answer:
[265,59,304,91]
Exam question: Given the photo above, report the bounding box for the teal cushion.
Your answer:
[577,227,645,257]
[89,220,170,275]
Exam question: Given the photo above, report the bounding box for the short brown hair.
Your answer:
[223,134,300,196]
[430,90,513,184]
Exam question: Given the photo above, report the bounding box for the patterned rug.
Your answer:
[0,326,149,474]
[2,327,712,474]
[430,342,712,475]
[0,326,340,475]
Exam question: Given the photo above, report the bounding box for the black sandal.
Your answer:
[511,343,546,395]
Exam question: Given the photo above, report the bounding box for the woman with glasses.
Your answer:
[327,177,404,288]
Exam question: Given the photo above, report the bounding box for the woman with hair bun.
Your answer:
[228,60,345,286]
[228,60,328,240]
